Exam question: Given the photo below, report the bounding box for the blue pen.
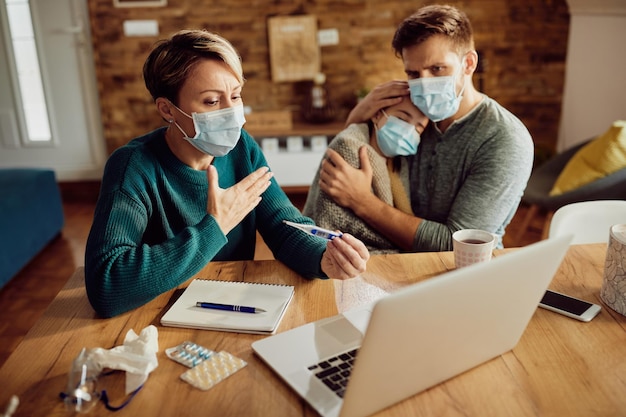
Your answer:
[195,302,267,314]
[283,220,343,240]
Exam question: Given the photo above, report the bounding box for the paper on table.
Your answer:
[160,279,294,334]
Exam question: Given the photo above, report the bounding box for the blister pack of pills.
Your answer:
[165,341,214,368]
[180,351,247,391]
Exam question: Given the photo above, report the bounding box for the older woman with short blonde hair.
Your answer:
[85,29,369,318]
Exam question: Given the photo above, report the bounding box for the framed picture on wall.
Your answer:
[267,15,320,82]
[113,0,167,7]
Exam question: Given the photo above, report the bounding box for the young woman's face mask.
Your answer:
[173,104,246,157]
[375,110,421,157]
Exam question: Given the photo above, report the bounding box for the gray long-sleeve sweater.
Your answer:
[410,95,534,251]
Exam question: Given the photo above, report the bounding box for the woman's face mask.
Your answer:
[172,104,246,157]
[407,58,467,122]
[375,110,421,157]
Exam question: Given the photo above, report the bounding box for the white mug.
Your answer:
[452,229,497,268]
[601,224,626,317]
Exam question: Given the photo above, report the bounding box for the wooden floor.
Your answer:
[0,193,544,368]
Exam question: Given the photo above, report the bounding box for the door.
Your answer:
[0,0,105,180]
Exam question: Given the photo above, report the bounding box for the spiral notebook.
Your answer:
[161,279,295,334]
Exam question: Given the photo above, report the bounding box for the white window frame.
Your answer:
[0,0,55,147]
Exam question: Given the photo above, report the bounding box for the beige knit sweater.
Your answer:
[303,123,412,253]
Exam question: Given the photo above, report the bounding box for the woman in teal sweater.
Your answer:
[85,29,369,318]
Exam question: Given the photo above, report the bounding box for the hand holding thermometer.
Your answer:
[283,220,343,240]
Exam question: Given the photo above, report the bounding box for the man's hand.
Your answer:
[321,233,370,280]
[345,80,409,126]
[321,147,421,251]
[206,165,273,235]
[319,147,373,214]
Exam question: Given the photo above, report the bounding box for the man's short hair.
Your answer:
[392,4,475,56]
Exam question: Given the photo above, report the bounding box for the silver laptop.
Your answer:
[252,235,573,417]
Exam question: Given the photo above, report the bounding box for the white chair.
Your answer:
[548,200,626,244]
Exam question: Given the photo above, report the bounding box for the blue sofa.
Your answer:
[0,168,64,288]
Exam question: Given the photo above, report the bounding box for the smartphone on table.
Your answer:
[539,289,601,322]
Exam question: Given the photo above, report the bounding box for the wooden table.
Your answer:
[1,244,625,417]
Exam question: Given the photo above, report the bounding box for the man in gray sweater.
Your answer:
[316,4,533,251]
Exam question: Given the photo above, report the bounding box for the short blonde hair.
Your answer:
[143,29,243,104]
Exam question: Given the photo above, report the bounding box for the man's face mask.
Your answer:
[408,57,467,122]
[375,110,421,157]
[172,104,246,157]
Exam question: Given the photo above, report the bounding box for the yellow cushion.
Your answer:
[550,121,626,196]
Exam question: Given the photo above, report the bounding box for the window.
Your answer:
[4,0,51,143]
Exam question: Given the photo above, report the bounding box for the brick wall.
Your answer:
[87,0,569,157]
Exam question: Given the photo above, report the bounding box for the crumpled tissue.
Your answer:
[88,325,159,394]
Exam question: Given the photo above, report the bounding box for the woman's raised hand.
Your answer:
[206,165,273,235]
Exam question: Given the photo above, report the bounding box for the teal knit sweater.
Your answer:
[85,127,326,318]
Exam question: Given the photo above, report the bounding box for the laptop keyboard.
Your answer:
[307,348,359,398]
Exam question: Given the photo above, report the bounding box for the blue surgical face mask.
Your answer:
[407,60,466,122]
[375,111,421,157]
[173,104,246,157]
